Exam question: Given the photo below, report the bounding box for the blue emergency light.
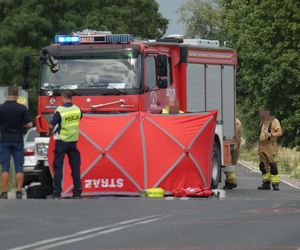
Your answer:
[55,31,134,44]
[55,35,80,44]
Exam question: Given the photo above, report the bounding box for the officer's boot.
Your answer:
[257,181,271,190]
[272,183,280,191]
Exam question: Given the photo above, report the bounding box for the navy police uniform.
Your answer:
[51,102,82,198]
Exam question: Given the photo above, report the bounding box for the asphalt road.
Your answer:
[0,163,299,250]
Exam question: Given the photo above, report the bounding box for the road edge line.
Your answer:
[239,160,300,190]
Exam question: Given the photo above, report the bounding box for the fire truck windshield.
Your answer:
[40,54,142,95]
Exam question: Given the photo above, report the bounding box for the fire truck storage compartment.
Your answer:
[186,63,235,139]
[222,66,235,138]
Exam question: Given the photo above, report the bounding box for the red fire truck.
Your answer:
[22,30,237,197]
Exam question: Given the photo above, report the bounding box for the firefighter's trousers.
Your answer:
[224,146,240,184]
[259,143,280,184]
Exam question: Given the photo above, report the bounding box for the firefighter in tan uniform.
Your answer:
[223,118,242,189]
[258,110,282,191]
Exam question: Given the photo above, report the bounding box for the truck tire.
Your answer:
[39,167,53,197]
[210,142,221,189]
[25,166,53,199]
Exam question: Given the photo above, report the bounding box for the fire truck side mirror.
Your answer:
[156,55,168,77]
[22,56,31,90]
[36,115,49,134]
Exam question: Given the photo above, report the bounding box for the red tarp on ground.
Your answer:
[48,111,217,197]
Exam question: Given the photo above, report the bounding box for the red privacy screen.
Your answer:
[48,111,217,197]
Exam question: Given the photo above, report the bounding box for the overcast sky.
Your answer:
[156,0,188,36]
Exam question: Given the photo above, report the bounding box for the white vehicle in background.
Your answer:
[23,128,52,197]
[23,127,38,171]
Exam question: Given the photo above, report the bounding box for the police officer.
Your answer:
[258,109,282,191]
[49,90,82,199]
[0,86,32,199]
[223,118,242,189]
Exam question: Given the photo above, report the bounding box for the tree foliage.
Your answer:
[178,0,223,40]
[221,0,300,148]
[0,0,168,112]
[179,0,300,149]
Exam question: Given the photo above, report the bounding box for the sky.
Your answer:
[156,0,188,36]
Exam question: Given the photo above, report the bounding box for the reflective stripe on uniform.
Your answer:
[262,173,271,181]
[225,171,236,184]
[271,174,280,184]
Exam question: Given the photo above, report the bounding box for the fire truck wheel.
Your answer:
[211,143,221,189]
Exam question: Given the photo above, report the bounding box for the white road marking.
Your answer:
[32,225,140,250]
[32,215,170,250]
[7,214,167,250]
[239,160,300,190]
[136,215,170,225]
[280,179,300,190]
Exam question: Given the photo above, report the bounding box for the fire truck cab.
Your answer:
[23,30,237,196]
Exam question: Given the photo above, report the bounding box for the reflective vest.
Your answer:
[55,105,81,142]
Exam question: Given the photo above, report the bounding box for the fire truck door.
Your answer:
[144,55,172,113]
[144,55,162,113]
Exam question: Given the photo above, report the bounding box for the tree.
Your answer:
[178,0,223,40]
[178,0,300,149]
[0,0,168,113]
[221,0,300,148]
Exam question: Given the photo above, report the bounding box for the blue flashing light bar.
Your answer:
[55,32,134,44]
[55,35,80,44]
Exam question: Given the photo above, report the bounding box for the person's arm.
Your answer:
[49,112,61,134]
[48,124,54,133]
[24,122,33,129]
[22,108,33,129]
[237,125,242,141]
[271,127,283,138]
[235,120,242,144]
[267,119,282,139]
